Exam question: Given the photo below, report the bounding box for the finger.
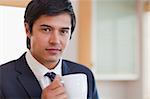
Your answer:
[57,93,68,99]
[52,86,66,96]
[41,82,67,99]
[41,87,54,99]
[47,75,63,90]
[57,94,69,99]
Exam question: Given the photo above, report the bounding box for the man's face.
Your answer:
[25,13,71,68]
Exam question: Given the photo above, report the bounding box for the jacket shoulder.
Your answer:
[62,59,93,75]
[0,53,26,70]
[0,60,17,69]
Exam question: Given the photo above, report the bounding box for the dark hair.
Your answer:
[24,0,76,49]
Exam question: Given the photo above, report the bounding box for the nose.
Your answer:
[49,31,60,44]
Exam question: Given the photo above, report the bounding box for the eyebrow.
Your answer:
[40,24,51,27]
[40,24,70,30]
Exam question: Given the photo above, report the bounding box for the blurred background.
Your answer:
[0,0,149,99]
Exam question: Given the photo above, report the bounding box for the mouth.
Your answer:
[45,48,61,54]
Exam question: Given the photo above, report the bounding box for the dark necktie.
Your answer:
[44,72,56,82]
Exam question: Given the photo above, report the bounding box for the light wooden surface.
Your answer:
[0,0,31,7]
[144,1,150,11]
[78,0,92,67]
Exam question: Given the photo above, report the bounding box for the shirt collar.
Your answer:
[25,50,62,81]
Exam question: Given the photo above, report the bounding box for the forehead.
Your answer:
[33,13,71,28]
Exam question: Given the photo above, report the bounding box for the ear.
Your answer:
[24,22,31,39]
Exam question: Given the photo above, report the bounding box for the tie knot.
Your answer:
[44,72,56,82]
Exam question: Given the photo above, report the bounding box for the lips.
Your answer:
[46,48,61,54]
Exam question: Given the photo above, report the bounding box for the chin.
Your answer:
[47,57,59,62]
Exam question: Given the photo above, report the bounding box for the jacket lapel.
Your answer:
[62,60,71,76]
[15,53,42,98]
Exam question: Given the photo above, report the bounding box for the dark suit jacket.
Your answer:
[0,53,99,99]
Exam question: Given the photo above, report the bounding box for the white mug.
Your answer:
[62,73,87,99]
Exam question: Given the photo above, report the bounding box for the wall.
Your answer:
[0,6,27,64]
[143,11,150,99]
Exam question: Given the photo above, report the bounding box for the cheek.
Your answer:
[62,39,69,49]
[31,35,47,48]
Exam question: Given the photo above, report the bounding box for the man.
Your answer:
[0,0,99,99]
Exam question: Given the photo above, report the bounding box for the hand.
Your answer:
[41,75,67,99]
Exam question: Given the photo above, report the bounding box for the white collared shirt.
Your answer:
[25,50,62,89]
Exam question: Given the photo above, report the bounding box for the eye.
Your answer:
[60,29,69,35]
[42,28,52,33]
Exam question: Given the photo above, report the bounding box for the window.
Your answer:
[92,0,140,80]
[0,6,26,65]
